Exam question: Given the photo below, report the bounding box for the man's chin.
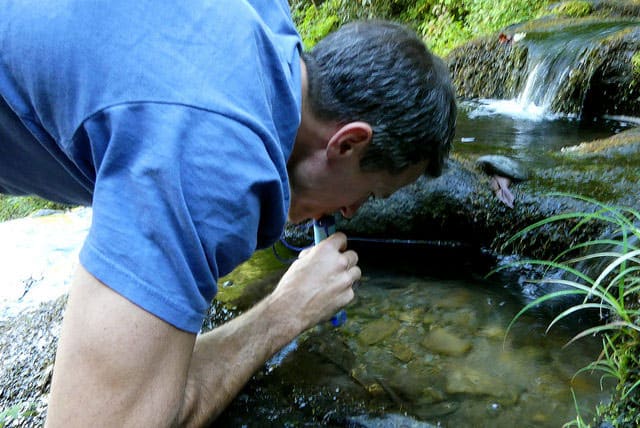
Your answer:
[287,216,308,225]
[286,211,310,225]
[287,204,313,224]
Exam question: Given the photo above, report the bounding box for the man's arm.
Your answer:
[46,233,359,427]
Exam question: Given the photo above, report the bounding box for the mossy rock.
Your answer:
[447,17,640,118]
[446,37,528,100]
[552,1,594,18]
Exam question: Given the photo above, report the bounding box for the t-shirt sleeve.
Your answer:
[75,102,289,333]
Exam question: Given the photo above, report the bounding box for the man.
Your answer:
[0,0,456,426]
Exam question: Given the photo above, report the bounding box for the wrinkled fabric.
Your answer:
[0,0,302,332]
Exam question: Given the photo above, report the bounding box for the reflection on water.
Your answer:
[217,251,610,427]
[455,99,634,168]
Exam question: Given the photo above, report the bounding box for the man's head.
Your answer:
[304,20,456,176]
[288,20,457,223]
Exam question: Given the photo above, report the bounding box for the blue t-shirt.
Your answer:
[0,0,302,333]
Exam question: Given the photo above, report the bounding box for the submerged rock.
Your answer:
[357,318,401,346]
[421,327,472,356]
[446,366,519,404]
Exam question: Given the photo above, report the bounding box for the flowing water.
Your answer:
[0,207,90,321]
[456,99,635,169]
[514,20,639,113]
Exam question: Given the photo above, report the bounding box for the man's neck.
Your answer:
[289,58,337,168]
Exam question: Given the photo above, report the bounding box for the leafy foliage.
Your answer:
[632,51,640,76]
[0,402,37,428]
[289,0,551,54]
[0,195,71,222]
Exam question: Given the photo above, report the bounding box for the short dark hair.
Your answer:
[303,20,456,176]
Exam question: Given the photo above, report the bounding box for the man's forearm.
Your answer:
[46,236,357,428]
[177,235,359,426]
[178,292,299,426]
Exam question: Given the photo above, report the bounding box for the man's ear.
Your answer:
[326,121,372,160]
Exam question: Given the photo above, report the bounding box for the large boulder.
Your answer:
[286,127,640,262]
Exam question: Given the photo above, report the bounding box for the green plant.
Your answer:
[562,389,590,428]
[289,0,551,56]
[291,0,342,50]
[496,193,640,426]
[632,51,640,77]
[0,402,37,428]
[0,195,71,222]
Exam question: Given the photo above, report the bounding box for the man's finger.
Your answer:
[326,232,348,251]
[298,247,312,259]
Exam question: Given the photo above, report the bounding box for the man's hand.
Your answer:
[270,232,360,331]
[46,236,359,427]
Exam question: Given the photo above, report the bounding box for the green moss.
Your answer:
[0,195,72,222]
[216,247,289,309]
[552,1,594,18]
[632,51,640,75]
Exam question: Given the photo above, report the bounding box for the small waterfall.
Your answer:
[515,20,638,116]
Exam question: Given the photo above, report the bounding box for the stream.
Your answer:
[215,243,612,427]
[0,101,634,426]
[216,101,633,426]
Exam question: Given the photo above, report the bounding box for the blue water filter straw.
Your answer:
[313,215,348,327]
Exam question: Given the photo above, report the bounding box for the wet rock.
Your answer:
[0,295,67,427]
[476,155,529,182]
[560,126,640,156]
[391,343,414,363]
[421,327,472,356]
[318,136,638,262]
[445,366,519,404]
[357,318,401,346]
[447,36,528,101]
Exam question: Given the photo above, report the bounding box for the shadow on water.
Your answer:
[215,245,612,428]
